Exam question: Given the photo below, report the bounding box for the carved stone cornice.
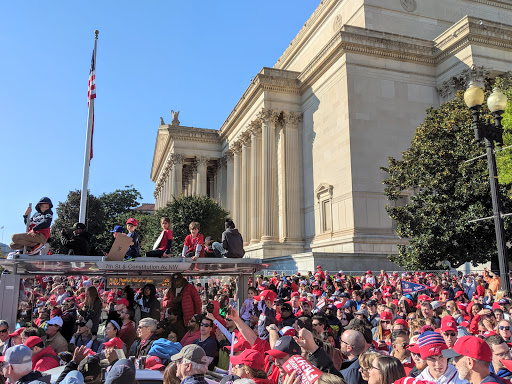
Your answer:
[437,65,491,99]
[167,126,221,144]
[231,141,242,155]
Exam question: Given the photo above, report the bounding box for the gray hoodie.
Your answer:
[222,228,245,258]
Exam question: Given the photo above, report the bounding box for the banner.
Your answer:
[107,276,171,289]
[400,280,428,294]
[282,355,323,384]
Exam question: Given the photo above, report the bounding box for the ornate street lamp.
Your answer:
[464,82,510,292]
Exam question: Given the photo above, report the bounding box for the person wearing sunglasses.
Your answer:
[0,320,11,355]
[498,320,512,342]
[486,334,512,380]
[440,316,458,348]
[373,311,393,351]
[191,318,216,370]
[180,315,202,347]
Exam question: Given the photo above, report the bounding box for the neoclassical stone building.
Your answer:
[151,0,512,271]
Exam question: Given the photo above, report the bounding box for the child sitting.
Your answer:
[10,197,53,255]
[182,222,204,261]
[146,217,173,258]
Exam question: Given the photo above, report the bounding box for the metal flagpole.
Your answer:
[79,30,99,224]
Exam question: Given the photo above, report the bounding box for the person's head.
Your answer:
[137,318,157,340]
[189,222,200,236]
[368,355,406,384]
[300,300,312,316]
[230,349,266,379]
[225,218,235,230]
[171,344,209,380]
[421,302,434,318]
[188,314,202,332]
[440,316,458,348]
[160,217,171,230]
[78,355,102,384]
[163,362,179,384]
[111,226,124,238]
[358,351,380,382]
[104,358,136,384]
[418,332,448,380]
[390,330,409,356]
[77,320,93,336]
[311,315,327,336]
[85,286,99,307]
[472,303,483,315]
[495,308,505,322]
[126,218,138,233]
[247,287,258,300]
[486,335,511,371]
[1,345,33,382]
[172,273,186,289]
[340,329,366,358]
[143,284,155,297]
[499,320,512,341]
[46,316,63,337]
[0,320,9,342]
[120,307,135,323]
[443,335,494,382]
[105,320,121,340]
[24,336,45,356]
[200,318,213,337]
[168,331,178,343]
[266,336,301,374]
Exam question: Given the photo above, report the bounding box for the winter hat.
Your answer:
[418,331,448,359]
[36,197,53,212]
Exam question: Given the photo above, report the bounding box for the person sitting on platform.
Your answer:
[182,222,204,261]
[10,197,53,255]
[146,217,174,258]
[211,218,245,259]
[60,223,91,256]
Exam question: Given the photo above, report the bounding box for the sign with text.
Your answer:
[282,355,323,384]
[400,280,428,295]
[96,261,191,272]
[107,276,172,289]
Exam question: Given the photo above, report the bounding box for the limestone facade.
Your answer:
[151,0,512,271]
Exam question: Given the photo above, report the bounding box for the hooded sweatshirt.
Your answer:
[140,284,161,321]
[221,228,245,258]
[105,359,135,384]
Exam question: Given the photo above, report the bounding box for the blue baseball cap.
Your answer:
[0,345,32,364]
[343,300,357,309]
[110,226,124,233]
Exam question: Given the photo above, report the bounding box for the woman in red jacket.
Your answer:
[164,273,202,327]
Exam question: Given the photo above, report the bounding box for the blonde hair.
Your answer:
[189,222,200,231]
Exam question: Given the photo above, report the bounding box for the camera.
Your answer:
[206,302,214,313]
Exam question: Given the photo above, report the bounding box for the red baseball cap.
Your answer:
[455,291,464,299]
[380,311,393,321]
[316,266,322,269]
[8,327,24,338]
[145,356,165,371]
[225,338,251,353]
[291,292,300,298]
[440,316,457,332]
[115,298,129,307]
[102,337,123,349]
[394,319,409,329]
[255,290,277,302]
[407,343,420,354]
[126,218,138,226]
[24,336,43,349]
[230,349,265,370]
[442,335,492,362]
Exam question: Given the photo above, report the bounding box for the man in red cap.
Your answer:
[24,336,60,372]
[443,335,502,384]
[440,316,459,348]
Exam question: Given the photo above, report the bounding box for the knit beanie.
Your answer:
[418,331,447,359]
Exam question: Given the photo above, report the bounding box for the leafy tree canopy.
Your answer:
[382,81,512,270]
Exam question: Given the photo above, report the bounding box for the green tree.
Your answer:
[382,87,512,270]
[495,77,512,189]
[50,186,143,255]
[49,190,105,254]
[156,195,229,257]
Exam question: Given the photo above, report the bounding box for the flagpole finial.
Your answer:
[94,30,99,39]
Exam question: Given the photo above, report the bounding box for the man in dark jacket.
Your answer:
[60,223,91,255]
[212,218,245,258]
[56,346,101,384]
[1,345,50,384]
[105,358,136,384]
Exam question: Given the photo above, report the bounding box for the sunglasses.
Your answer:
[0,329,8,334]
[381,320,391,324]
[499,326,511,331]
[200,323,212,327]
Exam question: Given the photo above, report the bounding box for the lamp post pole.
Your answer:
[465,82,510,292]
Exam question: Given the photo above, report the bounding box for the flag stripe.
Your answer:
[87,47,96,160]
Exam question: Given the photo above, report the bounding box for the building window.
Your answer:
[316,183,334,234]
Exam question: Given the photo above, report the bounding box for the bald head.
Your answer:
[342,329,366,356]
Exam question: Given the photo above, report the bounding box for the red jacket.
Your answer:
[164,281,202,326]
[33,346,59,372]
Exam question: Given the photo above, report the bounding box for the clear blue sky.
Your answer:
[1,1,320,243]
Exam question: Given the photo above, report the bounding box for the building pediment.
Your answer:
[150,127,171,181]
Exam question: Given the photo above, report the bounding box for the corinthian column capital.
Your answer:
[197,156,210,166]
[225,150,234,161]
[283,111,302,127]
[170,153,185,165]
[249,120,262,137]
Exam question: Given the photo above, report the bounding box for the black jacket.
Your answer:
[309,347,344,378]
[140,284,160,320]
[16,371,51,384]
[221,228,245,258]
[61,231,91,255]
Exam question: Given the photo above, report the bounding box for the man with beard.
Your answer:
[180,314,202,347]
[164,273,202,327]
[444,335,502,384]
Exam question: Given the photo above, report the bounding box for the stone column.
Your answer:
[196,156,209,196]
[190,163,197,195]
[217,158,225,205]
[171,154,184,198]
[250,121,262,244]
[232,143,242,227]
[282,111,303,241]
[225,152,234,214]
[259,108,278,241]
[240,133,251,244]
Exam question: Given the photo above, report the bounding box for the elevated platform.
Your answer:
[0,255,268,277]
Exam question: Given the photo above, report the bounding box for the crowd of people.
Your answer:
[1,266,512,384]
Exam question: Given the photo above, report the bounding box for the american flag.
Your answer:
[87,47,96,160]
